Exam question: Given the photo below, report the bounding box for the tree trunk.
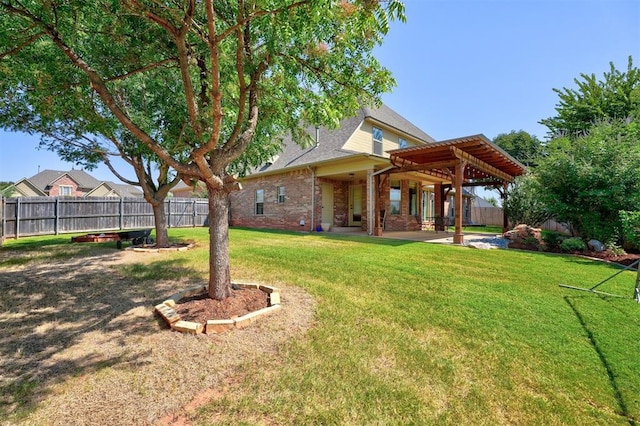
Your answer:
[207,185,232,300]
[151,201,170,247]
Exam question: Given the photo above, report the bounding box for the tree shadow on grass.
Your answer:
[0,248,204,421]
[564,296,637,425]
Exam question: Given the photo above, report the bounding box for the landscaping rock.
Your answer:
[588,239,605,252]
[467,242,494,250]
[503,224,543,249]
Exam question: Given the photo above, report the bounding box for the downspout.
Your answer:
[308,127,320,232]
[308,166,316,232]
[368,165,396,235]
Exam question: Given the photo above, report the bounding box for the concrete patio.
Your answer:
[326,227,508,249]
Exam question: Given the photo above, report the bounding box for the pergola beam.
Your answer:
[450,146,515,183]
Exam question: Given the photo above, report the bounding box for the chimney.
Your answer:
[315,127,320,147]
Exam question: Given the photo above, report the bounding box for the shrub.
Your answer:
[541,231,566,251]
[619,210,640,252]
[560,237,587,252]
[522,236,544,251]
[605,242,626,256]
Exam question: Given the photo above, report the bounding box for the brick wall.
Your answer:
[231,170,439,233]
[48,176,84,197]
[230,169,316,231]
[382,178,423,232]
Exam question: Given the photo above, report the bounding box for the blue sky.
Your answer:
[1,0,638,189]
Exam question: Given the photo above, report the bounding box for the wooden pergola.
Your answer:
[382,134,526,244]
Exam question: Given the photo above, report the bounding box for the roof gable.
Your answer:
[362,105,435,143]
[28,169,101,191]
[249,104,434,176]
[11,178,46,196]
[85,181,143,197]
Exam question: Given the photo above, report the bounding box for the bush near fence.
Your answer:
[1,196,209,240]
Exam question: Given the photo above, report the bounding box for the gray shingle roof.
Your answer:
[253,104,434,175]
[28,169,101,191]
[103,181,143,197]
[362,104,435,143]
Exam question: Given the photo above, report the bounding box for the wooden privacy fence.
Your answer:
[1,196,209,239]
[471,206,503,226]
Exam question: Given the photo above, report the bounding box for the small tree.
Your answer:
[503,173,550,227]
[0,91,180,247]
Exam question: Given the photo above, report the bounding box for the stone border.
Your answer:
[154,282,281,334]
[129,243,195,253]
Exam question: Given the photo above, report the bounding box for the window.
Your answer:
[277,186,285,204]
[389,180,401,215]
[373,127,383,155]
[399,138,408,149]
[59,185,73,196]
[409,182,418,216]
[255,189,264,215]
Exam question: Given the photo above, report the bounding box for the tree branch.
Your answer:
[0,30,46,59]
[104,57,177,82]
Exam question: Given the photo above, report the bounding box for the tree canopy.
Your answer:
[535,119,640,243]
[0,0,405,299]
[540,56,640,138]
[492,130,544,167]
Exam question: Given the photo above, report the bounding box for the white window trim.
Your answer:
[373,127,383,155]
[255,189,264,215]
[59,185,73,196]
[277,186,285,204]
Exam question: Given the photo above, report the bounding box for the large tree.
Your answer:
[540,56,640,138]
[0,0,404,300]
[492,130,543,167]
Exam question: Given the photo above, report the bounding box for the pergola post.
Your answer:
[453,160,467,244]
[434,183,444,230]
[373,173,383,236]
[502,181,509,233]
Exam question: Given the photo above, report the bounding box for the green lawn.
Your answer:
[2,228,639,424]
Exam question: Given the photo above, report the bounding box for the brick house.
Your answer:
[230,104,525,242]
[8,169,142,198]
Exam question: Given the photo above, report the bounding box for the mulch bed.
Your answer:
[581,251,640,268]
[173,287,269,323]
[508,242,640,268]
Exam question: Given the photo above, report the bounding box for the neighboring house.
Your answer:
[170,181,207,198]
[230,104,525,242]
[85,181,144,198]
[8,169,142,198]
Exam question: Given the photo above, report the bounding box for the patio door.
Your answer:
[349,185,362,227]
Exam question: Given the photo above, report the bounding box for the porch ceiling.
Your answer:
[387,134,526,184]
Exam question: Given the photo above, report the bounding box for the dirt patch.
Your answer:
[174,287,269,322]
[0,246,315,425]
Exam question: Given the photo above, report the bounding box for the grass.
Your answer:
[461,224,503,234]
[2,227,639,424]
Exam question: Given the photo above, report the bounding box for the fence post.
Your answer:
[0,196,4,246]
[167,198,171,228]
[193,199,197,227]
[15,197,21,239]
[119,198,124,230]
[54,198,60,235]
